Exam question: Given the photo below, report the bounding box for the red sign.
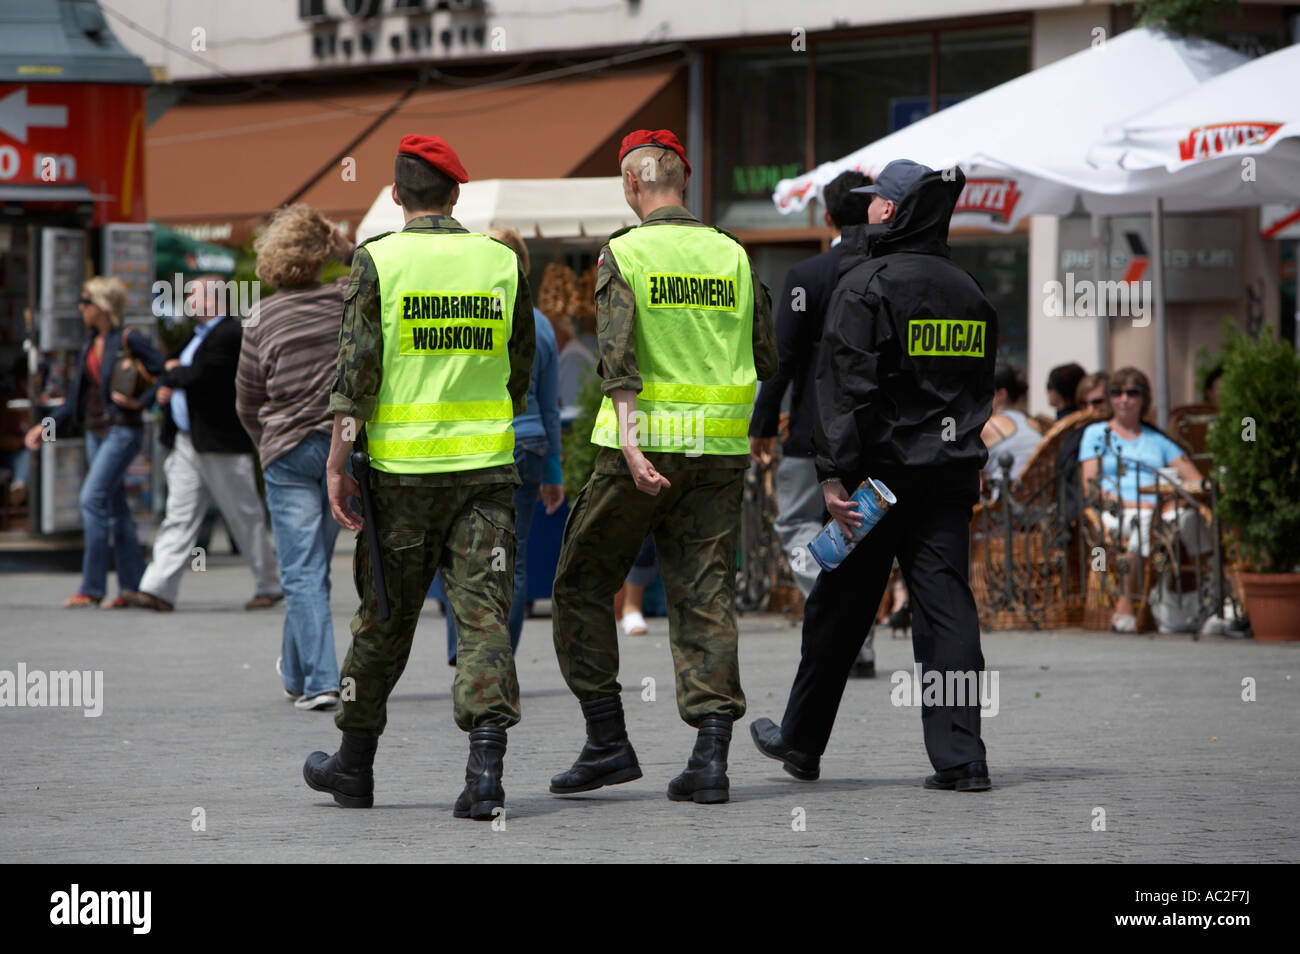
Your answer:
[1178,122,1282,162]
[954,178,1021,223]
[0,83,147,225]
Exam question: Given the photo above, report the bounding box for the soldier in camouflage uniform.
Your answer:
[303,135,535,819]
[550,130,777,805]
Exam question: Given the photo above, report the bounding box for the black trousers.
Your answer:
[780,462,987,771]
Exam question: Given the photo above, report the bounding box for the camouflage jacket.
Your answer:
[330,214,535,486]
[594,204,777,474]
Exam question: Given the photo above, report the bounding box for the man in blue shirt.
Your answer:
[444,228,564,662]
[130,276,281,615]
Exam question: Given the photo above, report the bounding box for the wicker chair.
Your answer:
[970,409,1098,629]
[1167,403,1217,477]
[1079,441,1217,634]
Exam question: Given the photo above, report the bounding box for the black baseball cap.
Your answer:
[851,159,933,203]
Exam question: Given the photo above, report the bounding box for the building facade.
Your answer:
[110,0,1298,415]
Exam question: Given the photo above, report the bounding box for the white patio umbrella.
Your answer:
[1085,41,1300,196]
[771,27,1248,231]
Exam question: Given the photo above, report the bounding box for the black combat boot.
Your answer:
[303,733,377,808]
[453,727,507,821]
[667,715,732,804]
[549,695,642,794]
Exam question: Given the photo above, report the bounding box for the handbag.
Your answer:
[109,329,155,400]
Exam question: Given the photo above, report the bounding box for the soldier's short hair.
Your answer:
[394,154,456,212]
[621,147,687,195]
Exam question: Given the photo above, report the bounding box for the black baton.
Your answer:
[350,451,391,622]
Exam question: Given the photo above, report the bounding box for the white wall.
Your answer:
[100,0,1083,82]
[1026,4,1112,417]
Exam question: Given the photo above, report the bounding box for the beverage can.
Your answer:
[806,478,897,573]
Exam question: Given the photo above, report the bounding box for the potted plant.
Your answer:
[1206,321,1300,640]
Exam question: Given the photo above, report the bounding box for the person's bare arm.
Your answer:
[326,413,362,531]
[611,388,670,496]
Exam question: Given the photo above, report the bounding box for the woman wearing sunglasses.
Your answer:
[23,277,165,608]
[1077,366,1206,632]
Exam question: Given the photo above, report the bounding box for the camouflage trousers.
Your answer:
[335,478,520,738]
[552,464,746,727]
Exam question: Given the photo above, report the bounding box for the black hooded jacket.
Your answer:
[813,167,997,484]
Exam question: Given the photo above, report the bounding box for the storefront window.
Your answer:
[814,35,931,164]
[950,237,1028,371]
[937,27,1030,105]
[710,49,808,230]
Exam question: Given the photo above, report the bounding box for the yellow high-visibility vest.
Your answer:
[591,224,756,456]
[364,230,518,474]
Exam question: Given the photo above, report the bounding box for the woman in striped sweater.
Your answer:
[236,204,350,711]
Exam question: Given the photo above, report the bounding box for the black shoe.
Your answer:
[550,695,643,795]
[749,717,820,781]
[453,727,507,821]
[924,760,991,792]
[667,715,732,804]
[849,659,876,678]
[303,733,377,808]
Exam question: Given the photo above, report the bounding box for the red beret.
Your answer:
[397,134,469,183]
[618,128,691,176]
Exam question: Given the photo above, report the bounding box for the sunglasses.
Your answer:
[1109,387,1143,399]
[1083,397,1108,408]
[78,297,94,306]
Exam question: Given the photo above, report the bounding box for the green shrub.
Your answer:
[1206,319,1300,573]
[562,373,605,499]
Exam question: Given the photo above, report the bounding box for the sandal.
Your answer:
[101,596,130,609]
[64,593,101,608]
[1111,613,1138,633]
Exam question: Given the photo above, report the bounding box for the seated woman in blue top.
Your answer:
[1078,366,1207,633]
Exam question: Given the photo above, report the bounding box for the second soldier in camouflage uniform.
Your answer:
[303,134,535,820]
[550,130,776,804]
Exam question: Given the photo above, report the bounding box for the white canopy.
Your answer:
[771,27,1248,231]
[1084,42,1300,208]
[355,177,636,244]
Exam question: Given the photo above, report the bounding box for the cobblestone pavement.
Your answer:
[2,545,1296,863]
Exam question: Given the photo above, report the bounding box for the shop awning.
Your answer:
[146,67,679,242]
[152,221,236,279]
[355,177,636,243]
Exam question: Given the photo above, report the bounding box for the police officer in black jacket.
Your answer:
[751,160,997,791]
[749,171,877,677]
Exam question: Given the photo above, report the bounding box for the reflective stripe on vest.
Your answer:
[591,224,756,456]
[364,230,518,474]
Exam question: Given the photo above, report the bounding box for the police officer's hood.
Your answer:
[837,166,965,274]
[812,164,997,480]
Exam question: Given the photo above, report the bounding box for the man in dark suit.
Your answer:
[129,276,280,612]
[748,171,877,676]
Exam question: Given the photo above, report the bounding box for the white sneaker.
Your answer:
[295,692,340,711]
[621,611,648,636]
[277,657,302,701]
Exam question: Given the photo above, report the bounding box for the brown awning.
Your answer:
[146,67,681,243]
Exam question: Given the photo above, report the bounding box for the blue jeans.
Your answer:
[263,431,340,698]
[445,437,545,662]
[80,426,145,599]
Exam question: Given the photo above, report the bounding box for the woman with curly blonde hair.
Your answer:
[237,203,352,709]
